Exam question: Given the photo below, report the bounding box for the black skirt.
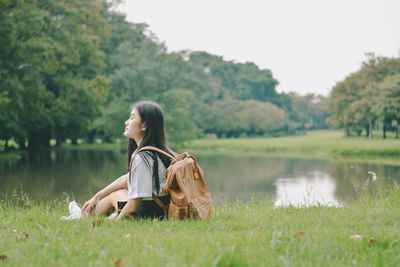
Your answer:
[117,195,170,220]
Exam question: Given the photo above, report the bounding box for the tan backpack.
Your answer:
[139,146,212,220]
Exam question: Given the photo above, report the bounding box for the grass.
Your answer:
[1,131,400,266]
[1,187,400,267]
[184,130,400,165]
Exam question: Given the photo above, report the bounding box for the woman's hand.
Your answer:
[116,199,141,221]
[81,196,99,217]
[107,212,118,221]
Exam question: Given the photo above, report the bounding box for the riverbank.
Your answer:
[1,130,400,165]
[1,187,400,266]
[186,130,400,165]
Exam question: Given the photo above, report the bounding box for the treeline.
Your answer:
[329,55,400,138]
[0,0,329,150]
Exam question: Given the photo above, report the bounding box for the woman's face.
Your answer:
[124,108,145,142]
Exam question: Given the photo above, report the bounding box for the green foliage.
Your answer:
[0,0,330,149]
[159,89,200,145]
[203,99,286,137]
[288,93,330,130]
[0,0,109,148]
[187,51,280,103]
[378,73,400,127]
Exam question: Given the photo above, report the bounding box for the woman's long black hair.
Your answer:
[126,100,174,192]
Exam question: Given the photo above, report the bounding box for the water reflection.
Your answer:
[0,150,127,201]
[0,150,399,206]
[273,172,342,207]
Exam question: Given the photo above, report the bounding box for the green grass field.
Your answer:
[1,187,400,267]
[185,130,400,164]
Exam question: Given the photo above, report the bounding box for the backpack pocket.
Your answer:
[190,193,212,219]
[168,201,188,220]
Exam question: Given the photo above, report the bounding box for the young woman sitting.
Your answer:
[81,100,174,221]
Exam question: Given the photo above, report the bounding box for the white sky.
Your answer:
[118,0,400,96]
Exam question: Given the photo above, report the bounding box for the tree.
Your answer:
[0,0,109,149]
[288,93,329,130]
[0,1,330,147]
[202,99,286,137]
[377,73,400,138]
[159,89,200,145]
[329,55,400,138]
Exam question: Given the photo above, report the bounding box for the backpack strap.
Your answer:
[152,194,168,212]
[138,146,175,160]
[139,146,175,196]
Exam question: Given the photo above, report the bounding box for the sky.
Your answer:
[118,0,400,96]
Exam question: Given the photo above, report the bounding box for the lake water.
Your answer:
[1,150,399,207]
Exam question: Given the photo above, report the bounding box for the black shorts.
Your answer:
[117,195,170,220]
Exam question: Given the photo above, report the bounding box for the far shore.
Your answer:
[1,130,400,165]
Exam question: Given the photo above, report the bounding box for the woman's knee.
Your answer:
[107,189,128,205]
[110,189,128,199]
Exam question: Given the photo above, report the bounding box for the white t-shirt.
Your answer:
[127,151,168,200]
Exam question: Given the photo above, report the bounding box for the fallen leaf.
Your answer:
[16,232,28,241]
[115,258,123,267]
[92,220,102,228]
[11,229,17,233]
[0,254,7,261]
[123,233,130,240]
[350,234,363,241]
[295,231,305,238]
[368,237,377,244]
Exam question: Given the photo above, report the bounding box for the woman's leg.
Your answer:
[92,189,128,216]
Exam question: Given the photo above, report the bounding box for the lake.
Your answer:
[1,149,399,207]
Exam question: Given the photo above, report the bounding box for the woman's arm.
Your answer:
[115,198,142,221]
[93,173,128,200]
[81,173,128,217]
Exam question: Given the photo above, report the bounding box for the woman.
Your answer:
[81,100,174,221]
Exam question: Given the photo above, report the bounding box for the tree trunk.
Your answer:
[368,117,373,138]
[383,124,387,139]
[71,138,78,145]
[56,135,64,147]
[87,130,95,144]
[17,137,27,150]
[345,127,350,137]
[28,132,51,151]
[4,139,9,151]
[103,135,112,143]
